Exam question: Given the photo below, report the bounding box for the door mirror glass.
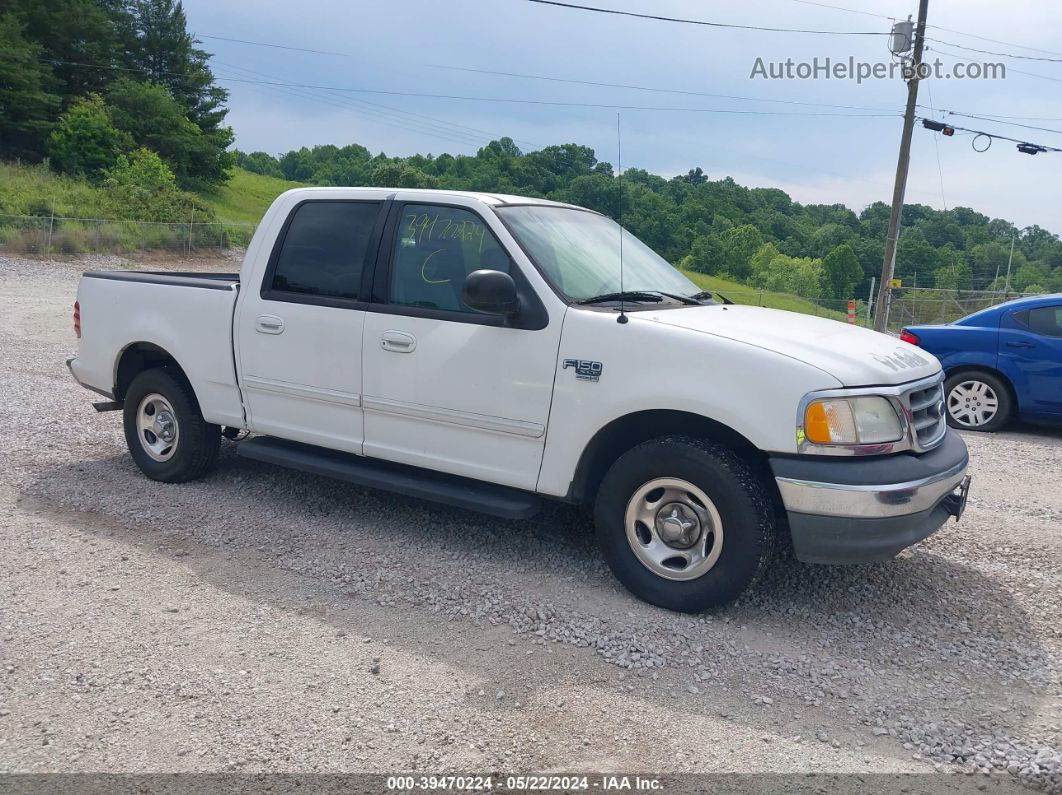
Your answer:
[461,269,518,316]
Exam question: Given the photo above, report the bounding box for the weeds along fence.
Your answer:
[701,282,872,327]
[885,287,1039,331]
[0,213,256,256]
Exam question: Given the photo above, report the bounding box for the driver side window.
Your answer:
[389,205,511,313]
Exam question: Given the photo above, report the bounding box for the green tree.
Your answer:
[235,150,283,178]
[719,225,764,280]
[822,243,863,299]
[105,146,175,189]
[46,94,132,179]
[122,0,230,137]
[0,13,61,160]
[7,0,123,108]
[680,235,725,274]
[106,78,232,189]
[369,161,438,189]
[102,147,202,221]
[749,243,824,298]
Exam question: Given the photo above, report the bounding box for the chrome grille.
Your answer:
[903,378,946,450]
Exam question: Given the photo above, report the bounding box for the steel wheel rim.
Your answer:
[624,477,724,581]
[948,380,999,427]
[136,393,179,462]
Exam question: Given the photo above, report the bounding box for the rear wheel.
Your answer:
[944,370,1012,431]
[123,368,220,482]
[593,436,775,612]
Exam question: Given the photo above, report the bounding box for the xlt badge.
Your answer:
[563,359,603,382]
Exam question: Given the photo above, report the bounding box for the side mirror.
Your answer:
[461,269,519,316]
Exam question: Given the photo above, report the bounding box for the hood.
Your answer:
[643,304,941,387]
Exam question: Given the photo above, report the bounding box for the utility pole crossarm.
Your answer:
[873,0,930,333]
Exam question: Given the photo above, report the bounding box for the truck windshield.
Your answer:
[496,205,701,303]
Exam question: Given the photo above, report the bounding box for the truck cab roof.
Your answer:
[277,186,584,210]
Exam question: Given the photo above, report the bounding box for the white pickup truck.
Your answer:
[68,188,971,611]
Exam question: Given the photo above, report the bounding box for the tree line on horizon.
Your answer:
[237,140,1062,300]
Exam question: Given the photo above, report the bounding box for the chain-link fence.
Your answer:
[695,283,872,327]
[0,213,256,256]
[883,287,1039,331]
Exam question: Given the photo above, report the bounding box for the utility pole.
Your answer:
[873,0,930,332]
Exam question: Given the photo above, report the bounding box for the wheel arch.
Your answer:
[567,409,770,506]
[114,342,195,403]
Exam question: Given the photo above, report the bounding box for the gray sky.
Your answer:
[184,0,1062,233]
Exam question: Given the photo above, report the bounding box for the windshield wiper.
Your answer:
[653,290,702,306]
[690,290,733,305]
[576,291,666,305]
[577,290,706,306]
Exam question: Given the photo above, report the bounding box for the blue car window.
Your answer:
[1025,306,1062,338]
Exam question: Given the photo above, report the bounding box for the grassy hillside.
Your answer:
[198,168,301,225]
[680,269,859,324]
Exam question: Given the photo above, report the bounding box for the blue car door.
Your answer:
[998,303,1062,417]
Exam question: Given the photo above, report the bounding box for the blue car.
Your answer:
[901,294,1062,431]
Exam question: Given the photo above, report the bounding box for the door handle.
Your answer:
[1006,340,1034,348]
[255,315,285,334]
[381,330,416,353]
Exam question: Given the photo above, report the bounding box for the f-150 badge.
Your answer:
[563,359,603,382]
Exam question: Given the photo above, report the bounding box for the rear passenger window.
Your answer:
[1025,306,1062,337]
[269,201,380,301]
[389,204,512,313]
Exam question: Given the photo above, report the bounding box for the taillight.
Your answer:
[73,300,81,339]
[899,328,919,346]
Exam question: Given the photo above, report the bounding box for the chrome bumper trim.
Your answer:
[776,458,969,519]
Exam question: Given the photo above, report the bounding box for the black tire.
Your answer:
[593,435,776,612]
[122,368,220,483]
[943,370,1013,432]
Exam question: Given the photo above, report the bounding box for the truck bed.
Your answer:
[72,269,245,429]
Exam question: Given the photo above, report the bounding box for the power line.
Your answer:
[934,111,1062,137]
[32,58,903,117]
[214,60,543,150]
[924,80,947,211]
[920,117,1062,152]
[434,64,896,112]
[926,25,1062,59]
[520,0,889,35]
[776,0,893,21]
[196,34,351,57]
[212,64,491,151]
[926,37,1062,63]
[928,44,1062,83]
[190,32,901,113]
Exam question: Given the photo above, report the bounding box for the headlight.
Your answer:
[802,396,903,446]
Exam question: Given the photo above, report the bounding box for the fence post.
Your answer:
[219,223,224,254]
[758,288,763,306]
[46,197,55,254]
[187,207,194,255]
[95,219,101,252]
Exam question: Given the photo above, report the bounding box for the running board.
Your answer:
[235,437,541,520]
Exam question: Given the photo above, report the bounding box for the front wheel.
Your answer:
[123,368,220,482]
[944,371,1012,431]
[593,436,776,612]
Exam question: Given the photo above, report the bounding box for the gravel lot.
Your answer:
[0,254,1059,791]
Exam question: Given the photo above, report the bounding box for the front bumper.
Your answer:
[770,429,970,564]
